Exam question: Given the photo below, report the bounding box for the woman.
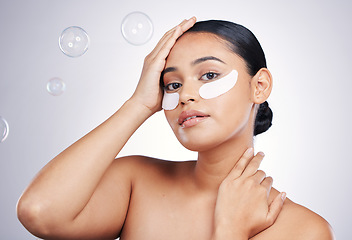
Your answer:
[17,17,334,239]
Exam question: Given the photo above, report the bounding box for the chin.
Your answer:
[180,141,218,152]
[174,123,251,153]
[175,130,224,152]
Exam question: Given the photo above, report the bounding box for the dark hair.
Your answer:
[186,20,272,136]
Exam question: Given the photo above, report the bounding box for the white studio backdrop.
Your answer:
[0,0,351,239]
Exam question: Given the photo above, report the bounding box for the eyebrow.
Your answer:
[161,56,226,77]
[191,56,226,65]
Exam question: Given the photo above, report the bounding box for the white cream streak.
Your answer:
[162,70,238,110]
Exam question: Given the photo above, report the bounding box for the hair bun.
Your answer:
[254,101,273,136]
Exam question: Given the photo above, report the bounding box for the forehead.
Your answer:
[165,32,241,67]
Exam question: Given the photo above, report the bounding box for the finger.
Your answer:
[148,30,176,59]
[156,17,197,63]
[266,192,286,226]
[180,16,197,32]
[253,170,266,183]
[156,19,187,46]
[154,17,195,55]
[154,25,183,62]
[261,176,273,199]
[261,176,273,190]
[147,20,185,58]
[150,17,195,58]
[226,148,254,180]
[242,152,265,177]
[164,18,189,35]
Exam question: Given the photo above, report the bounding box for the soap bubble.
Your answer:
[59,26,89,57]
[47,78,66,96]
[121,12,153,45]
[0,116,9,143]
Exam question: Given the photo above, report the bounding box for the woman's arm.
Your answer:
[17,17,197,239]
[16,99,153,239]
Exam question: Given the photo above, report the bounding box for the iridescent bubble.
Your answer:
[0,116,9,143]
[59,26,89,57]
[121,12,153,45]
[47,78,66,96]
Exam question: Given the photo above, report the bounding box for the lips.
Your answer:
[178,110,210,127]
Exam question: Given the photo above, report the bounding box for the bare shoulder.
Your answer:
[113,155,195,180]
[253,190,335,240]
[114,155,194,169]
[279,199,334,239]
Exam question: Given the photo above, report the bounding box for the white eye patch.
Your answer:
[162,70,238,110]
[199,70,238,99]
[162,91,180,110]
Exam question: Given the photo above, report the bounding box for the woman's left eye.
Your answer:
[201,72,219,81]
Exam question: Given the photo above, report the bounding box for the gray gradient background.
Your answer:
[1,0,351,239]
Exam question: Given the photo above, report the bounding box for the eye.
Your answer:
[201,72,220,81]
[165,82,182,91]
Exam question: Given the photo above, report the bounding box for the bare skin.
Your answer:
[17,17,334,240]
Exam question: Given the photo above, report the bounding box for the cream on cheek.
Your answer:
[162,70,238,110]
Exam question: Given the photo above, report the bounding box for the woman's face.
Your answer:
[163,32,256,152]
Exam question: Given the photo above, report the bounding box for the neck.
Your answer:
[193,127,254,191]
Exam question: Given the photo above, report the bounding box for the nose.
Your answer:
[181,97,195,105]
[179,81,199,106]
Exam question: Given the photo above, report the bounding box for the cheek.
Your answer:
[209,84,252,126]
[164,111,178,131]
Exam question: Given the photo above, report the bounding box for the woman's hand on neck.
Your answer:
[193,129,254,191]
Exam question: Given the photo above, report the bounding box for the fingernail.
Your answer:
[281,192,287,201]
[257,151,265,157]
[245,147,254,156]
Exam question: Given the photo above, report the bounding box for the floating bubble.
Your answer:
[0,116,9,143]
[47,78,66,96]
[59,26,89,57]
[121,12,153,45]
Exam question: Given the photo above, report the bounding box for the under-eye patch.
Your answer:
[162,70,238,110]
[199,70,238,99]
[162,91,180,110]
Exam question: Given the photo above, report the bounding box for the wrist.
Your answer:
[212,221,248,240]
[125,96,157,118]
[108,97,154,133]
[212,231,247,240]
[128,94,161,116]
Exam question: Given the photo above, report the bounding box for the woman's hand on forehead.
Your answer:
[131,17,196,113]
